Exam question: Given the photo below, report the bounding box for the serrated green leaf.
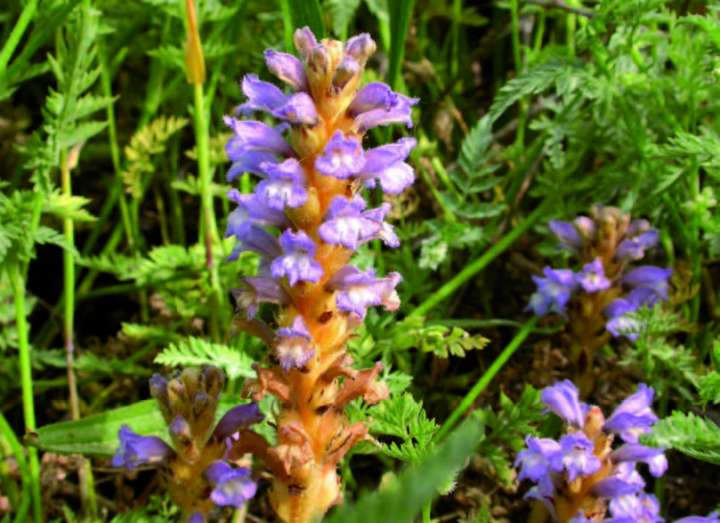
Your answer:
[642,411,720,465]
[155,337,255,380]
[45,192,97,222]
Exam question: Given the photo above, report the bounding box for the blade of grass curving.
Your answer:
[325,419,481,523]
[387,0,415,90]
[0,0,38,77]
[0,412,30,523]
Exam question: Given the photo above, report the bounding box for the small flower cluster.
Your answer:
[529,206,672,341]
[516,380,718,523]
[224,27,416,523]
[113,367,262,523]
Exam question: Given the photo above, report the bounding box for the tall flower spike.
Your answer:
[224,26,417,523]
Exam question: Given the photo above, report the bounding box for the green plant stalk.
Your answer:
[60,151,97,518]
[435,317,538,442]
[0,0,39,77]
[193,82,224,341]
[410,200,549,317]
[449,0,462,80]
[509,0,527,147]
[278,0,295,51]
[8,263,42,523]
[0,412,24,518]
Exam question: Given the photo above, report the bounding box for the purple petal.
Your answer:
[549,220,582,251]
[189,512,206,523]
[515,436,561,482]
[233,276,289,318]
[527,268,578,317]
[264,49,308,91]
[276,316,315,370]
[540,380,585,427]
[675,513,720,523]
[616,229,659,261]
[255,158,308,210]
[577,257,611,293]
[344,33,376,65]
[227,188,288,229]
[352,91,419,131]
[360,137,416,194]
[293,26,319,60]
[112,425,173,470]
[236,74,287,115]
[592,462,645,497]
[227,150,278,182]
[318,195,381,250]
[206,461,257,509]
[224,118,293,158]
[605,384,658,442]
[270,230,323,286]
[607,493,663,523]
[212,403,263,441]
[611,443,667,477]
[551,433,601,481]
[315,131,365,179]
[622,266,673,300]
[348,82,396,113]
[328,265,402,318]
[271,92,319,126]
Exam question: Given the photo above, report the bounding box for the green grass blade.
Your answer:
[387,0,415,90]
[278,0,325,45]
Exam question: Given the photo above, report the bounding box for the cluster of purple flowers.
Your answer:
[528,209,672,341]
[224,26,414,371]
[516,380,718,523]
[113,367,261,522]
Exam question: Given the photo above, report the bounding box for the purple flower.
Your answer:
[212,402,263,441]
[349,82,418,131]
[272,92,319,126]
[318,196,392,250]
[569,514,593,523]
[592,462,645,497]
[205,460,257,508]
[255,158,308,210]
[576,257,611,293]
[227,223,280,262]
[604,384,658,443]
[327,265,401,318]
[606,315,642,341]
[275,316,315,370]
[622,266,672,300]
[606,493,663,523]
[549,220,582,251]
[264,49,308,91]
[540,380,586,427]
[233,276,289,318]
[236,74,287,115]
[359,137,416,194]
[675,513,720,523]
[113,425,173,470]
[271,230,323,286]
[224,118,293,159]
[515,436,561,483]
[293,26,319,60]
[550,433,601,481]
[524,485,558,521]
[189,513,205,523]
[168,415,192,448]
[604,287,659,340]
[315,131,365,179]
[616,229,659,261]
[527,267,578,317]
[227,189,288,229]
[227,150,278,181]
[611,443,667,477]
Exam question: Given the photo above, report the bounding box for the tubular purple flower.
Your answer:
[271,230,323,285]
[622,266,673,300]
[527,267,578,317]
[206,460,257,508]
[318,195,383,250]
[227,189,288,229]
[168,415,192,447]
[606,493,663,523]
[604,384,658,443]
[348,82,395,113]
[577,257,611,293]
[344,33,376,65]
[255,158,308,210]
[616,230,659,261]
[272,92,319,126]
[551,433,602,481]
[360,137,417,194]
[592,462,645,497]
[264,49,308,91]
[227,150,278,181]
[227,223,281,262]
[315,131,365,179]
[236,74,287,115]
[327,266,401,318]
[224,118,294,158]
[113,425,173,470]
[549,220,582,251]
[540,379,586,427]
[212,402,264,441]
[293,26,319,60]
[515,436,561,482]
[569,514,593,523]
[233,276,289,318]
[189,513,205,523]
[275,316,315,370]
[352,92,419,131]
[606,315,642,341]
[611,443,667,477]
